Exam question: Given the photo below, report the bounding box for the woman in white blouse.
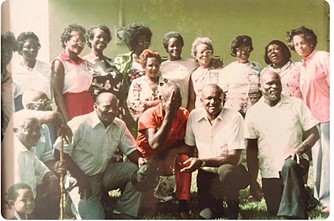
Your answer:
[12,32,51,111]
[127,49,168,122]
[160,32,198,109]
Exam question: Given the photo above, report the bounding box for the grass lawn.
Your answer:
[65,165,329,219]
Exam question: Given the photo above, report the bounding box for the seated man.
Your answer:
[2,116,60,219]
[136,82,193,218]
[181,84,249,219]
[244,70,319,219]
[53,92,145,219]
[17,90,69,218]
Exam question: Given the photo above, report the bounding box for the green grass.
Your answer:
[65,166,329,219]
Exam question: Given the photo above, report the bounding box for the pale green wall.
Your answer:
[49,0,329,66]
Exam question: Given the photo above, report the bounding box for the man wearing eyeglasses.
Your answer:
[3,89,70,219]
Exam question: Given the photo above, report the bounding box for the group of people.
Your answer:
[1,22,329,220]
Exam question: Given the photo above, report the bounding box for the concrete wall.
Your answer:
[2,0,330,66]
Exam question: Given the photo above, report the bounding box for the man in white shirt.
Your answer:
[244,70,319,219]
[181,84,249,219]
[2,116,60,219]
[53,92,145,219]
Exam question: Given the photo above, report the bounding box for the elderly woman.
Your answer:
[83,25,125,119]
[218,35,261,117]
[261,40,302,98]
[1,32,17,138]
[114,23,152,136]
[127,49,168,122]
[12,32,51,111]
[160,32,198,109]
[187,37,223,111]
[52,24,94,123]
[287,26,329,213]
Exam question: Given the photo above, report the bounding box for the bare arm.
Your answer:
[296,125,319,155]
[289,125,319,163]
[54,149,91,198]
[246,138,262,201]
[187,75,196,112]
[181,149,242,173]
[51,59,70,123]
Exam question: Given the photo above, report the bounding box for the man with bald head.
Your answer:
[244,70,319,218]
[136,82,192,218]
[53,92,145,219]
[181,83,249,219]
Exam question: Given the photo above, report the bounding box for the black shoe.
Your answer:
[223,200,240,219]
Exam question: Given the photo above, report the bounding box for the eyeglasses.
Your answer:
[236,46,251,53]
[28,99,52,106]
[199,50,213,55]
[69,38,86,46]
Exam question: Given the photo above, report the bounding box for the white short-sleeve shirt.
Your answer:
[244,94,319,178]
[185,108,245,172]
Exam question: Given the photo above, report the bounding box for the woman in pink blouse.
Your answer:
[287,26,330,213]
[261,40,302,98]
[52,24,94,123]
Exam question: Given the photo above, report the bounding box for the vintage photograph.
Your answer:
[1,0,330,219]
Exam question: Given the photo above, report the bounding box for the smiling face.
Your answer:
[292,34,314,59]
[94,93,118,127]
[235,44,251,63]
[15,118,41,150]
[201,84,224,120]
[195,43,212,68]
[65,31,86,55]
[20,38,39,62]
[260,71,282,106]
[144,57,160,79]
[90,28,109,52]
[9,188,35,217]
[166,37,182,61]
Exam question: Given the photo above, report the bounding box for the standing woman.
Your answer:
[127,49,168,122]
[287,26,330,213]
[52,24,94,123]
[83,25,125,120]
[12,32,51,111]
[1,32,17,139]
[187,37,223,112]
[218,35,261,117]
[114,22,152,136]
[160,32,198,109]
[261,40,302,98]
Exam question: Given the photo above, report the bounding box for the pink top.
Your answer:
[55,52,92,93]
[300,50,330,122]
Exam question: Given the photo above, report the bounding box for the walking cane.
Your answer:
[59,135,65,220]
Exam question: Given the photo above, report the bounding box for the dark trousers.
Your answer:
[197,164,249,211]
[262,158,309,219]
[31,184,60,219]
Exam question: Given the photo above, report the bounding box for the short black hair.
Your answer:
[6,183,32,208]
[1,31,17,51]
[17,32,41,54]
[264,40,291,64]
[162,31,184,50]
[230,35,253,57]
[117,22,152,51]
[86,25,112,48]
[286,26,318,51]
[60,24,86,49]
